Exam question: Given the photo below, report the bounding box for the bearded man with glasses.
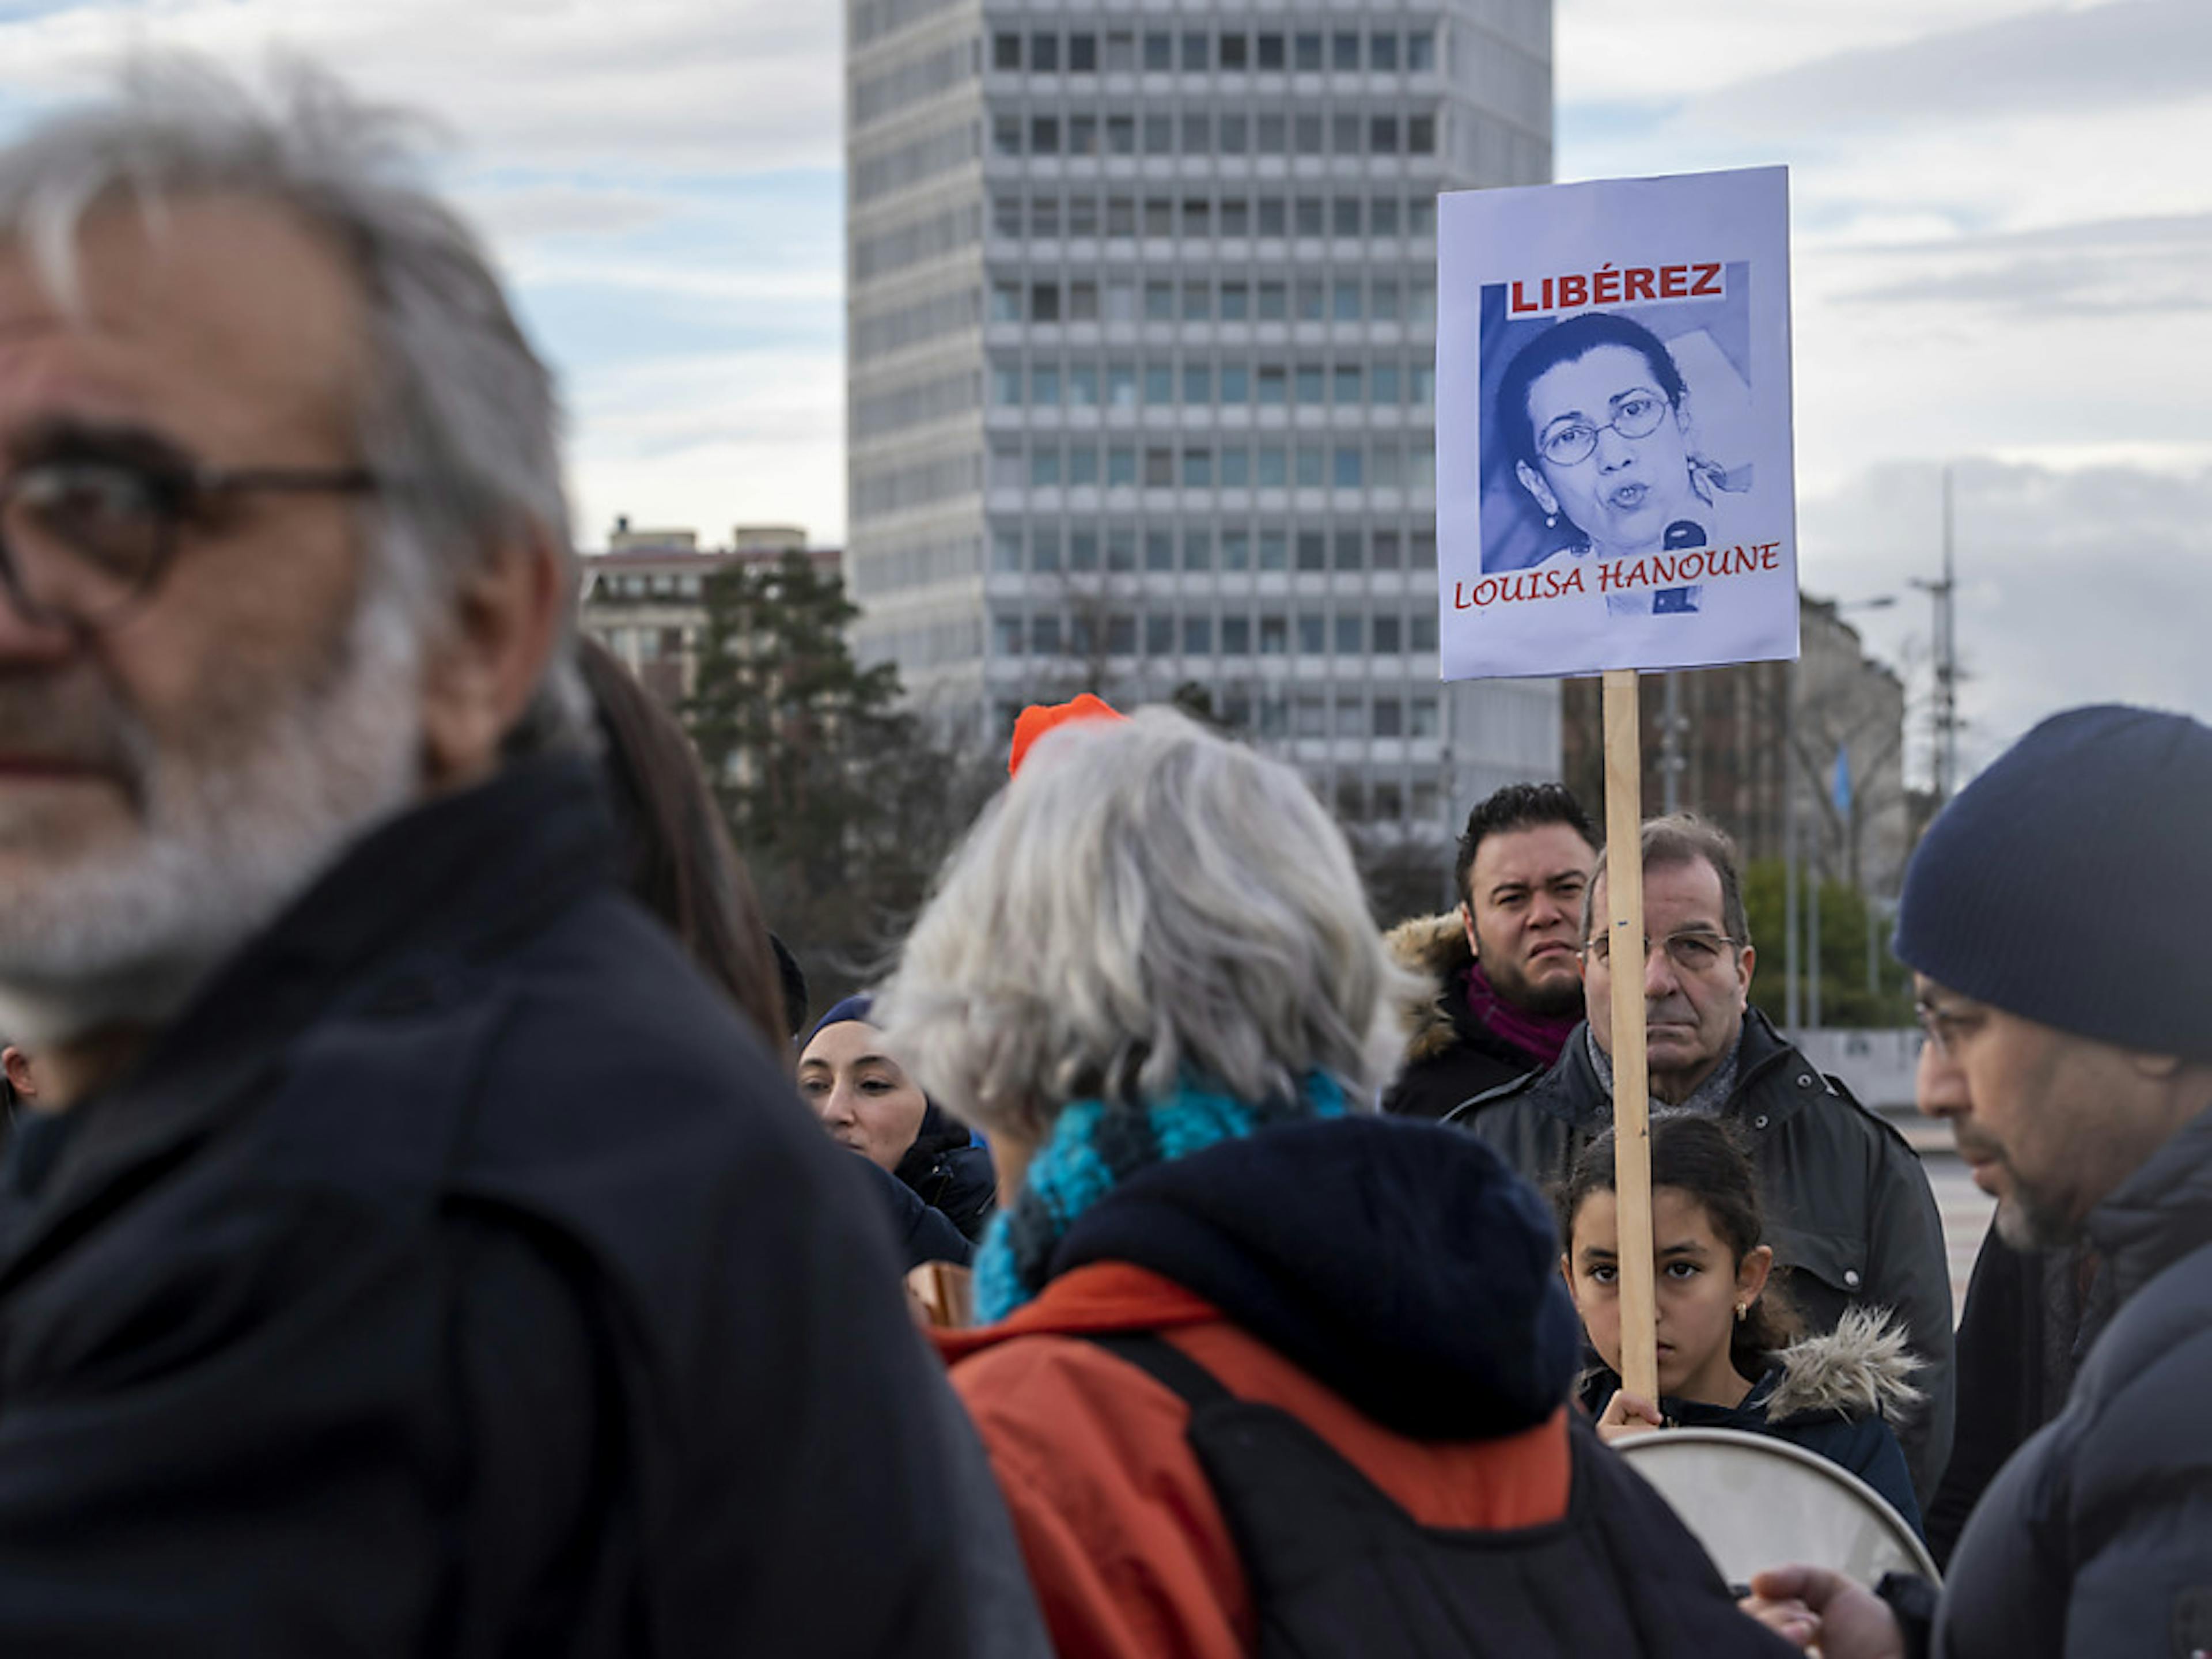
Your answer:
[1454,813,1955,1506]
[0,63,974,1655]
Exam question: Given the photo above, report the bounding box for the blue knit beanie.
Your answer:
[1893,704,2212,1061]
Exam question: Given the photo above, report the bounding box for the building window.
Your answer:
[1220,282,1250,321]
[1297,446,1325,487]
[1069,32,1097,73]
[1068,115,1097,156]
[1296,531,1326,571]
[1107,116,1135,155]
[1334,366,1363,405]
[1294,694,1327,736]
[1108,527,1138,569]
[1222,614,1252,653]
[1031,364,1060,406]
[1031,116,1059,155]
[1333,196,1362,237]
[1297,279,1326,320]
[1260,613,1289,654]
[1221,32,1249,70]
[1184,529,1213,570]
[1297,612,1326,654]
[1107,195,1135,236]
[1145,196,1174,237]
[993,196,1022,237]
[1031,448,1062,487]
[1108,613,1137,653]
[1335,613,1363,653]
[1146,529,1175,570]
[1143,31,1173,71]
[1070,530,1099,571]
[1333,113,1362,154]
[1256,115,1287,156]
[1068,446,1099,486]
[1069,196,1099,237]
[1259,530,1288,570]
[1105,30,1135,72]
[1257,280,1287,318]
[1411,529,1437,569]
[1410,615,1439,652]
[1182,448,1213,487]
[1182,113,1211,153]
[1144,114,1173,155]
[1371,198,1400,236]
[991,365,1021,406]
[993,115,1022,157]
[1107,446,1137,487]
[1181,31,1209,71]
[1031,283,1060,323]
[1182,278,1211,319]
[1334,281,1363,321]
[1068,363,1099,406]
[1410,696,1440,736]
[1334,696,1364,738]
[1256,446,1287,487]
[1145,363,1173,405]
[1372,363,1402,404]
[1219,365,1250,404]
[1408,113,1437,154]
[994,614,1024,656]
[1030,615,1062,656]
[1183,615,1213,653]
[1219,112,1248,154]
[1373,614,1403,652]
[1256,32,1285,71]
[1294,113,1324,154]
[1294,32,1323,72]
[1293,196,1323,238]
[1334,530,1364,570]
[1032,527,1062,571]
[1370,33,1400,73]
[1370,114,1400,154]
[1223,531,1251,570]
[1183,365,1213,404]
[993,33,1021,71]
[1219,198,1250,236]
[1146,612,1175,656]
[1407,30,1437,71]
[1256,195,1288,236]
[992,530,1023,572]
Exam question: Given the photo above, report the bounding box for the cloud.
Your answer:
[1801,458,2212,778]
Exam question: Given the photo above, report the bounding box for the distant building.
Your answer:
[845,1,1562,837]
[1561,594,1911,896]
[579,519,842,704]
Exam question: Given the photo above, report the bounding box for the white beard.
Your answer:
[0,577,425,1048]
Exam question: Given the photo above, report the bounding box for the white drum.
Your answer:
[1614,1427,1939,1589]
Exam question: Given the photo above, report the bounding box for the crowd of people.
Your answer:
[0,61,2207,1659]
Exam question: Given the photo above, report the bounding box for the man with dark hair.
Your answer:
[1747,706,2212,1659]
[1456,813,1955,1505]
[1382,782,1598,1120]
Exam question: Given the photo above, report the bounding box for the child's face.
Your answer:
[1566,1186,1770,1403]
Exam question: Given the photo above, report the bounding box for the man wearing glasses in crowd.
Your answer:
[1748,704,2212,1659]
[1456,813,1956,1503]
[0,63,973,1653]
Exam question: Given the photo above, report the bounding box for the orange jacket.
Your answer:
[938,1262,1571,1659]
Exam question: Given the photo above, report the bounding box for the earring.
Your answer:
[1544,512,1558,529]
[1734,1303,1748,1323]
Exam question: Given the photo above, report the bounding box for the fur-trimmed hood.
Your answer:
[1384,911,1473,1065]
[1765,1305,1926,1429]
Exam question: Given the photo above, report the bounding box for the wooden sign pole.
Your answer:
[1601,669,1660,1405]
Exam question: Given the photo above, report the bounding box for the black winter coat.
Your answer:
[1934,1103,2212,1659]
[897,1104,998,1242]
[1379,912,1547,1120]
[1453,1010,1956,1505]
[0,761,975,1656]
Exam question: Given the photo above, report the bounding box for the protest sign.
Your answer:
[1434,165,1798,681]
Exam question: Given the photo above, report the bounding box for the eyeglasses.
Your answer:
[1582,929,1740,971]
[1914,998,1984,1057]
[0,457,379,630]
[1537,391,1670,468]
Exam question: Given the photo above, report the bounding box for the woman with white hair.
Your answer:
[880,709,1784,1659]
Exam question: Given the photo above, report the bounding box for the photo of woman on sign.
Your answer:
[1493,311,1752,615]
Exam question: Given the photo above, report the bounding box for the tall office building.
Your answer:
[846,1,1560,840]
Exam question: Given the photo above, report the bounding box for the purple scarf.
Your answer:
[1463,958,1581,1069]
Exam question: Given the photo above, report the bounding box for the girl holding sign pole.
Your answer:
[1561,1113,1927,1539]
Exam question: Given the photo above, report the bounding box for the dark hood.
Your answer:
[1050,1116,1581,1441]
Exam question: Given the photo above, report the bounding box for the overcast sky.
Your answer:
[0,0,2205,779]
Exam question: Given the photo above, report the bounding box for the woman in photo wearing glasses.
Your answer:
[1495,311,1749,616]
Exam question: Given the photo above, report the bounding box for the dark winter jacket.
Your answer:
[897,1103,999,1242]
[862,1156,975,1268]
[1454,1009,1956,1505]
[1923,1224,2099,1566]
[1582,1307,1926,1539]
[1931,1102,2212,1659]
[0,759,976,1656]
[941,1116,1796,1658]
[1380,912,1547,1119]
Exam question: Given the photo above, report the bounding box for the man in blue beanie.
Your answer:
[1745,704,2212,1659]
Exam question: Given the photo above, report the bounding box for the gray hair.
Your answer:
[877,707,1420,1142]
[0,55,585,750]
[1584,812,1752,945]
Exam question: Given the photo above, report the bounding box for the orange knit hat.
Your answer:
[1007,693,1127,777]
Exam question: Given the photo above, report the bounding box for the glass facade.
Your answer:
[846,1,1562,835]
